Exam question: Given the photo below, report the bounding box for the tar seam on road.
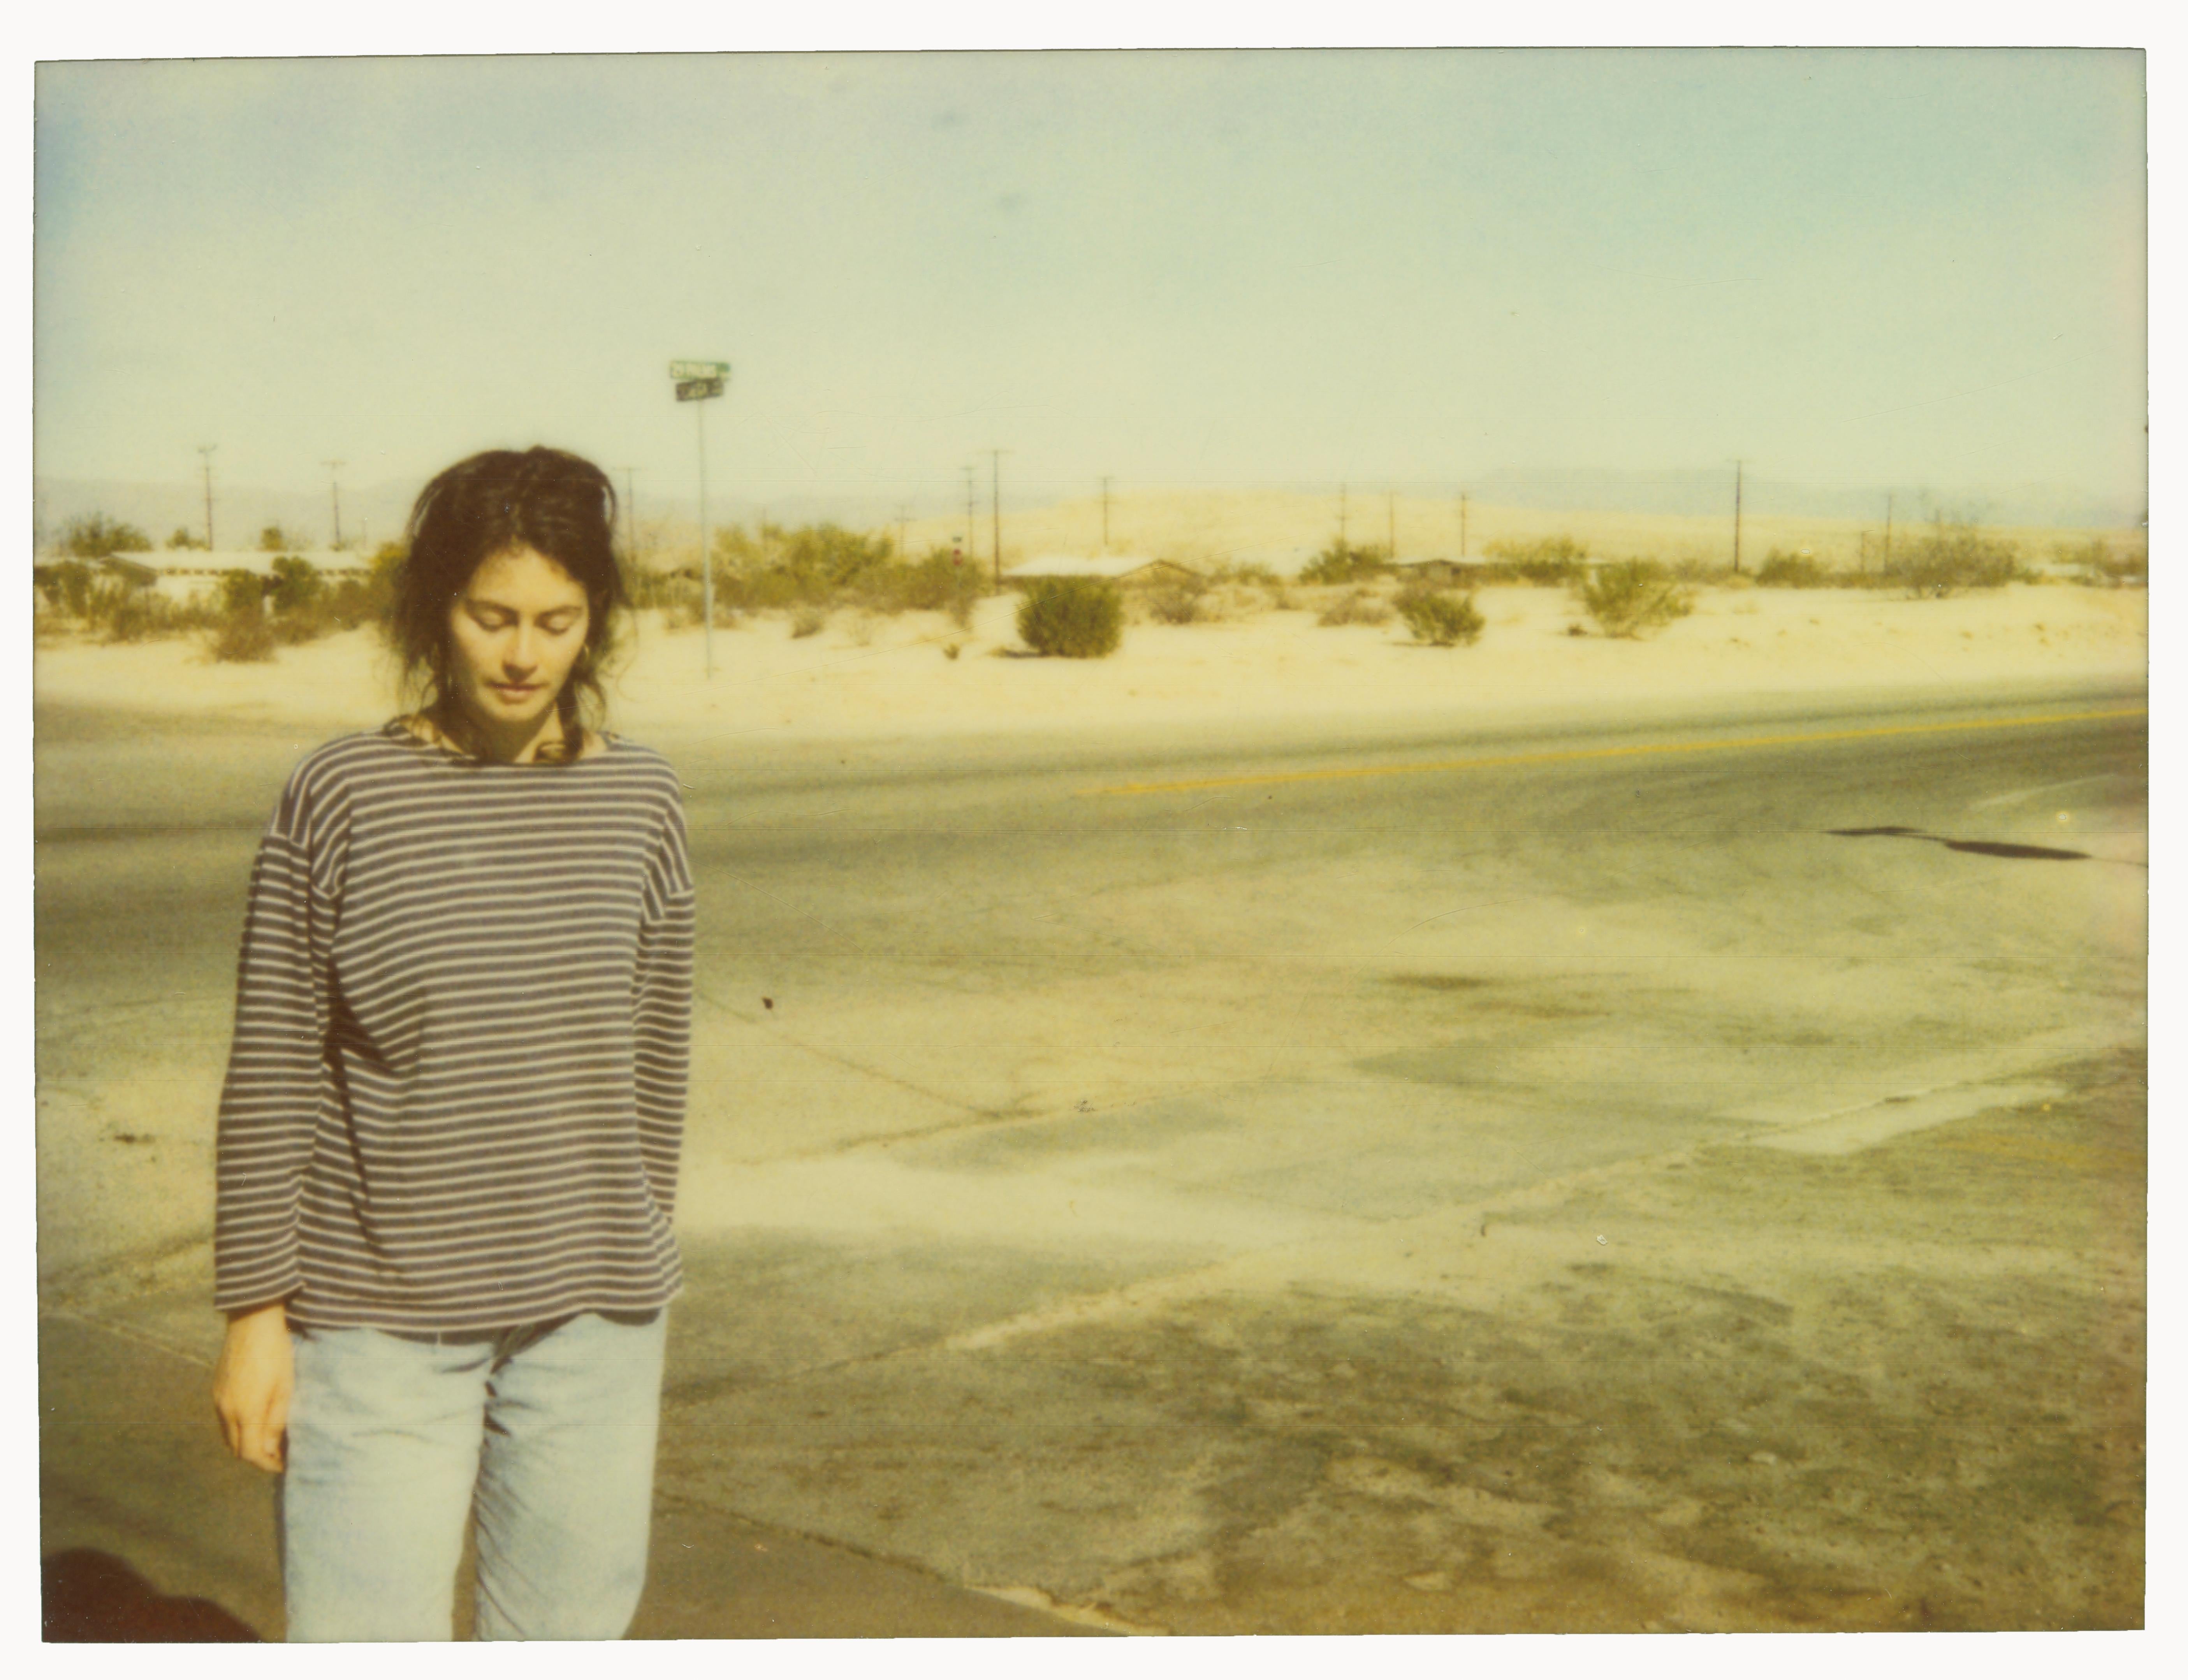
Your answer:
[1081,706,2148,798]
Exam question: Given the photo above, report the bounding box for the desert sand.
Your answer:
[31,580,2148,742]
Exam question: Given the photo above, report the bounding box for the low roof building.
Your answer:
[104,548,368,583]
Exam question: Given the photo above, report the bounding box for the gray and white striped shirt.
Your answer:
[213,725,695,1333]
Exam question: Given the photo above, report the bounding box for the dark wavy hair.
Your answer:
[389,447,627,757]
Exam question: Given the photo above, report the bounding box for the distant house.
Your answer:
[1389,557,1490,586]
[104,549,368,604]
[1002,554,1198,587]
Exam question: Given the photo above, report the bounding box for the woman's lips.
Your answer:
[490,683,539,701]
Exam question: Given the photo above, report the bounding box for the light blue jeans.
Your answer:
[281,1310,668,1641]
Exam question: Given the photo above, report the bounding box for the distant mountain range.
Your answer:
[31,467,2141,555]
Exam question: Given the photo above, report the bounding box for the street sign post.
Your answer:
[668,360,732,675]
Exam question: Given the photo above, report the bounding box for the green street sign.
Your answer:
[668,359,730,381]
[675,376,726,402]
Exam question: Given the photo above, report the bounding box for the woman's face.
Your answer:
[445,546,592,758]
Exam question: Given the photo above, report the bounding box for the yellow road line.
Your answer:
[1085,706,2147,798]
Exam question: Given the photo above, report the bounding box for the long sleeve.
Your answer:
[213,781,341,1314]
[631,791,695,1223]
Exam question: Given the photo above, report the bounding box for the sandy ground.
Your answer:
[35,581,2148,1635]
[32,579,2148,742]
[893,490,2141,575]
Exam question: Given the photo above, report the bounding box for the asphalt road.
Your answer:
[35,676,2148,1632]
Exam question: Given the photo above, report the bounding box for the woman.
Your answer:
[209,446,695,1641]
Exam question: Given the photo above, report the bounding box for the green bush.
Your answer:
[40,559,99,617]
[1395,585,1485,647]
[62,514,152,560]
[219,570,267,615]
[1483,534,1586,585]
[209,608,277,663]
[1887,527,2022,597]
[1017,576,1124,658]
[1754,550,1831,588]
[1147,576,1210,624]
[874,548,983,625]
[269,556,325,615]
[2054,536,2144,588]
[790,605,828,639]
[1299,540,1389,586]
[1576,560,1694,638]
[1316,587,1389,627]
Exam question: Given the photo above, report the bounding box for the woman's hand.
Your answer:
[213,1300,294,1473]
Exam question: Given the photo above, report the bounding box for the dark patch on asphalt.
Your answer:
[1827,826,2089,862]
[1386,975,1497,992]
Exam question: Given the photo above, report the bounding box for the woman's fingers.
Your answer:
[213,1302,294,1474]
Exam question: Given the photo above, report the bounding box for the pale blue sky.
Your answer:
[33,48,2147,513]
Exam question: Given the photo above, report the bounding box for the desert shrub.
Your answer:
[1299,539,1389,586]
[269,556,325,615]
[166,526,206,550]
[259,524,299,553]
[219,570,268,614]
[876,548,984,626]
[1754,550,1831,588]
[2055,536,2146,587]
[323,574,386,631]
[790,605,828,639]
[1317,588,1390,627]
[1394,585,1485,647]
[1017,576,1124,658]
[94,584,160,643]
[1482,534,1586,585]
[209,608,277,663]
[62,514,152,560]
[1886,526,2022,597]
[1576,560,1694,638]
[40,559,100,617]
[1147,575,1210,624]
[1672,557,1741,585]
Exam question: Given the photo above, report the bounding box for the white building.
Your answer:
[102,549,369,604]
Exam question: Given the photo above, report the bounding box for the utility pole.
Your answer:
[1732,459,1744,575]
[988,448,1010,590]
[1100,475,1113,552]
[669,358,731,677]
[698,403,713,673]
[962,466,976,561]
[619,467,639,563]
[324,460,345,549]
[1386,491,1396,562]
[1883,493,1894,571]
[197,445,217,550]
[1338,482,1349,551]
[1459,491,1469,558]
